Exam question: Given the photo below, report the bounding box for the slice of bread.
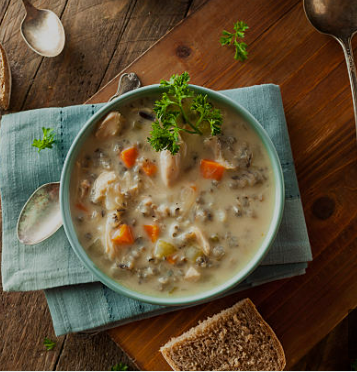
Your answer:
[160,298,286,371]
[0,42,11,110]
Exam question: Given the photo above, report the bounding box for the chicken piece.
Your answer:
[120,171,141,197]
[190,226,211,256]
[95,111,126,140]
[105,216,116,260]
[204,136,236,170]
[159,141,187,187]
[91,171,117,204]
[184,266,201,282]
[79,179,91,199]
[104,184,125,210]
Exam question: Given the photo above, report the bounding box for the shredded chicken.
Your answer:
[184,266,201,282]
[204,136,236,169]
[91,171,117,204]
[95,111,126,140]
[159,141,187,187]
[181,226,211,256]
[105,217,116,260]
[79,179,91,199]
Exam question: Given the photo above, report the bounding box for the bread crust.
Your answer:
[160,298,286,371]
[0,43,11,110]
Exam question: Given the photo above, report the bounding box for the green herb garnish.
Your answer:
[111,362,129,371]
[147,72,222,154]
[32,127,56,153]
[220,21,249,61]
[44,337,56,351]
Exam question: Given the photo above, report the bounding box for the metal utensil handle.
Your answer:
[109,72,141,102]
[21,0,38,17]
[339,37,357,140]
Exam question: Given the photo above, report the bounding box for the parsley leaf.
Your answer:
[220,21,249,61]
[111,362,129,371]
[44,337,56,351]
[32,127,56,153]
[147,72,222,154]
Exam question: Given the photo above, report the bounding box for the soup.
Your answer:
[70,96,275,297]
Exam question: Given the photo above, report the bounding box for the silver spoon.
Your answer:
[20,0,65,57]
[17,73,142,245]
[304,0,357,139]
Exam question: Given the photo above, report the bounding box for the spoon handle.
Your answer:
[339,37,357,139]
[21,0,38,17]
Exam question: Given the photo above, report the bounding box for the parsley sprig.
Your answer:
[44,337,56,351]
[148,72,222,154]
[32,127,56,153]
[220,21,249,61]
[111,362,129,371]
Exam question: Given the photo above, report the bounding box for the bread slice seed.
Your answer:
[0,43,11,110]
[160,298,286,371]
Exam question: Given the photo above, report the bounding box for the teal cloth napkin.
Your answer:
[0,84,312,335]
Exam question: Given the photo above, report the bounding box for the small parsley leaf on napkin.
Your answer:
[220,21,249,61]
[111,362,129,371]
[32,127,56,153]
[44,337,56,351]
[147,72,222,154]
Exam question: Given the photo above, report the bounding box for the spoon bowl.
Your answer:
[304,0,357,39]
[21,0,65,58]
[17,182,61,245]
[304,0,357,140]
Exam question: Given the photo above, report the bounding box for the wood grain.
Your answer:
[83,0,357,369]
[293,315,351,371]
[99,0,193,89]
[0,0,354,369]
[0,0,194,370]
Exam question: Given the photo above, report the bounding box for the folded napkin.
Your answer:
[0,84,312,335]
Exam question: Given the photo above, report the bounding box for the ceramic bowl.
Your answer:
[60,84,284,306]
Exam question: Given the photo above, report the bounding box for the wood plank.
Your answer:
[0,1,68,370]
[81,0,357,369]
[0,0,11,26]
[188,0,209,15]
[0,0,194,369]
[55,332,137,371]
[292,315,351,370]
[0,0,68,112]
[99,0,193,89]
[22,0,135,110]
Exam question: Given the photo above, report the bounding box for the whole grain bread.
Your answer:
[160,298,286,371]
[0,43,11,110]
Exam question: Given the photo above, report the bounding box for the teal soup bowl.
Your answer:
[60,84,284,306]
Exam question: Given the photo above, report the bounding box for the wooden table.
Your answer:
[89,0,357,370]
[1,0,356,370]
[0,0,203,369]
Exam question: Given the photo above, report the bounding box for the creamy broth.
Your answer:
[70,96,275,297]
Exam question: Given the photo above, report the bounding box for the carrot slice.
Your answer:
[143,224,160,243]
[111,224,135,245]
[142,160,157,176]
[75,203,89,213]
[166,255,177,265]
[200,159,226,181]
[120,147,138,168]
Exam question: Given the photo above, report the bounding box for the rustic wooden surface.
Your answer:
[86,0,357,370]
[0,0,203,370]
[0,0,355,370]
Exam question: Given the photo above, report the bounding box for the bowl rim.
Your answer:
[60,84,285,306]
